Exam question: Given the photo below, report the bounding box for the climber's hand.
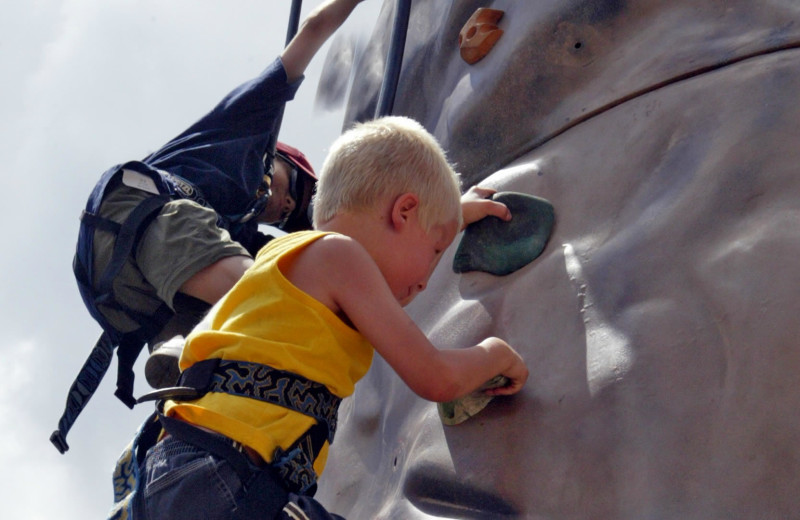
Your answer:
[461,186,512,230]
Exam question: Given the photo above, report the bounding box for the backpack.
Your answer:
[51,58,310,454]
[51,161,195,453]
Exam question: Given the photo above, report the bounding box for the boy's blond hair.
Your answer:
[312,116,463,231]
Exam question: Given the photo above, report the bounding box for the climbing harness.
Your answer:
[109,357,338,518]
[109,410,290,520]
[139,358,339,494]
[51,162,199,453]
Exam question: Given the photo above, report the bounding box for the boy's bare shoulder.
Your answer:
[295,232,374,278]
[311,232,364,258]
[288,232,380,309]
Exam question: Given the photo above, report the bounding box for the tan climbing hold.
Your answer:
[458,8,505,65]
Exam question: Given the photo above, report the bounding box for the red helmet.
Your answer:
[275,141,317,231]
[276,141,316,181]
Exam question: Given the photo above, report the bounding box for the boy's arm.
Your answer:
[281,0,366,82]
[287,234,528,402]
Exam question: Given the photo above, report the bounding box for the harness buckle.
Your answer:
[136,386,204,404]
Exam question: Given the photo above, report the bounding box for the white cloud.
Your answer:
[0,340,36,454]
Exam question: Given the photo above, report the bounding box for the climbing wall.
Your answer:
[317,1,800,518]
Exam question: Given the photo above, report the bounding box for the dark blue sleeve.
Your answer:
[144,57,303,218]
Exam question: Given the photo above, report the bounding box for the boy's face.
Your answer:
[389,217,459,307]
[258,158,296,225]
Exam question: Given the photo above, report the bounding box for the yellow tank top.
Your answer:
[165,231,374,476]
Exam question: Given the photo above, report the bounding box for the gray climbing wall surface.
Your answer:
[316,1,800,518]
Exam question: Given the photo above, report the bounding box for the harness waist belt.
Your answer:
[140,358,340,441]
[139,358,340,494]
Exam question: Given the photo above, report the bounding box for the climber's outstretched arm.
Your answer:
[281,0,367,82]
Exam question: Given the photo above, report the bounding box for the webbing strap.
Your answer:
[113,335,145,409]
[86,192,174,408]
[50,332,116,453]
[158,412,254,483]
[140,358,340,494]
[95,194,171,297]
[210,360,340,439]
[52,193,174,453]
[79,210,121,234]
[142,359,341,441]
[272,419,329,495]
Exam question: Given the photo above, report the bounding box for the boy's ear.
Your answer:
[390,193,420,230]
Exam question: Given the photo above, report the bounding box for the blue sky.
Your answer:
[0,1,379,517]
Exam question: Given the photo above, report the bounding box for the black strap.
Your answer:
[141,359,340,441]
[50,332,116,453]
[113,334,146,409]
[159,412,254,482]
[52,193,174,453]
[95,194,171,297]
[89,192,174,408]
[79,210,121,234]
[140,359,340,494]
[272,419,329,496]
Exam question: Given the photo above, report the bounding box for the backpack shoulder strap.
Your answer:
[54,167,175,454]
[50,331,116,453]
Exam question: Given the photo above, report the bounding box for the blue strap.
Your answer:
[54,178,175,453]
[139,358,340,494]
[95,193,171,298]
[50,332,116,453]
[141,359,341,442]
[272,419,329,495]
[210,359,340,440]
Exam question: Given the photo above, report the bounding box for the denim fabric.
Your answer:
[139,436,241,520]
[135,435,345,520]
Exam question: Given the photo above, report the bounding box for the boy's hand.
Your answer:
[480,337,529,396]
[461,186,512,230]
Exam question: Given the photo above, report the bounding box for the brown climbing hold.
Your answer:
[458,8,504,65]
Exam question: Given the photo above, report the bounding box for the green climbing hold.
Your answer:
[453,191,555,276]
[438,375,510,425]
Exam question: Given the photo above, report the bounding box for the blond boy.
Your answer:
[141,116,528,519]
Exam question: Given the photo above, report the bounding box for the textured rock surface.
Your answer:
[317,1,800,518]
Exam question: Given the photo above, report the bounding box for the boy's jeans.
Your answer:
[135,435,344,520]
